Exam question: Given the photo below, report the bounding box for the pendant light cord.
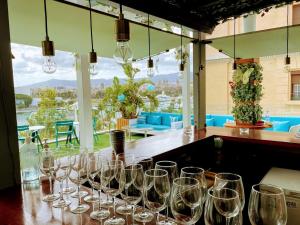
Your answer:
[120,3,123,14]
[88,0,94,52]
[199,31,202,70]
[286,5,289,57]
[233,17,236,62]
[43,0,49,39]
[148,14,151,58]
[180,25,183,64]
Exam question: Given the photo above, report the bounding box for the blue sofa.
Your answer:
[133,112,300,132]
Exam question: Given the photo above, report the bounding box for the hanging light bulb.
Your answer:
[146,14,155,78]
[41,0,56,74]
[285,5,291,72]
[232,17,237,71]
[88,0,98,76]
[113,4,133,64]
[178,25,184,79]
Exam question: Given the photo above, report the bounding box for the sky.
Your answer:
[11,43,180,87]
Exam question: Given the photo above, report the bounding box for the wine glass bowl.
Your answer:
[170,177,203,225]
[248,184,287,225]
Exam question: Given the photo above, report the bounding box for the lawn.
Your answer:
[48,133,144,157]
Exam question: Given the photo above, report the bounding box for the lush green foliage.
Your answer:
[230,62,263,124]
[15,94,33,108]
[99,64,159,119]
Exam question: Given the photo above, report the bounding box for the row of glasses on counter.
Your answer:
[39,147,287,225]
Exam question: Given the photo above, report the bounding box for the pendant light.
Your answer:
[232,17,237,70]
[147,14,154,78]
[113,4,133,64]
[88,0,98,76]
[285,5,291,71]
[179,25,184,78]
[41,0,56,74]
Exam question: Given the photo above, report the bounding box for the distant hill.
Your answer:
[15,73,180,95]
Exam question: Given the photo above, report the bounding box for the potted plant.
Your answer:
[229,60,263,125]
[100,63,158,129]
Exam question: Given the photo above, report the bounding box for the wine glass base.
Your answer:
[116,204,132,215]
[101,199,114,208]
[53,199,72,208]
[84,194,99,203]
[157,220,176,225]
[42,193,60,202]
[71,204,90,214]
[63,186,76,194]
[134,211,154,223]
[104,217,125,225]
[71,190,88,198]
[90,209,110,220]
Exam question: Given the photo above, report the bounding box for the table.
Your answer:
[224,122,272,129]
[29,125,45,132]
[130,127,153,138]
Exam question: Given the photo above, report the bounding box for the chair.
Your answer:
[93,117,99,142]
[55,120,79,147]
[289,124,300,133]
[17,125,43,150]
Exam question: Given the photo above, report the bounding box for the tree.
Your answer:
[28,88,67,139]
[100,63,158,119]
[15,94,33,108]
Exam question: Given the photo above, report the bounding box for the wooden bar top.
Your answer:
[1,127,300,225]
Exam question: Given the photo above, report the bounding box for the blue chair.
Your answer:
[55,120,79,147]
[93,117,99,142]
[17,125,43,149]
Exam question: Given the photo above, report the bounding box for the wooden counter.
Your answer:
[1,127,300,225]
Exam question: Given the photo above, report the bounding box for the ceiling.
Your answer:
[109,0,299,33]
[8,0,191,59]
[207,25,300,58]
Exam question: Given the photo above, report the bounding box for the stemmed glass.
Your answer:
[69,152,90,214]
[90,154,110,221]
[116,153,135,215]
[170,177,203,225]
[144,169,170,225]
[180,167,207,205]
[155,160,178,225]
[214,173,245,224]
[62,145,76,194]
[134,157,155,223]
[52,154,72,208]
[120,164,144,225]
[84,152,100,203]
[204,188,240,225]
[248,184,287,225]
[101,160,126,225]
[39,150,60,202]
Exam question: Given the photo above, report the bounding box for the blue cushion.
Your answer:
[147,115,162,125]
[161,114,182,126]
[133,124,152,129]
[137,116,146,124]
[150,125,170,130]
[272,121,290,132]
[206,118,215,126]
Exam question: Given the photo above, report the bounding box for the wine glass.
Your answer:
[204,188,240,225]
[120,164,144,225]
[116,153,135,215]
[84,152,100,203]
[62,145,76,194]
[155,160,178,225]
[170,177,203,225]
[214,173,245,224]
[134,157,155,223]
[90,153,110,221]
[39,150,60,202]
[52,154,72,208]
[180,167,207,205]
[101,160,126,225]
[248,184,287,225]
[69,152,90,214]
[144,169,170,225]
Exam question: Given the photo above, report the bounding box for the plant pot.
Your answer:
[110,130,125,154]
[235,120,253,126]
[235,58,259,65]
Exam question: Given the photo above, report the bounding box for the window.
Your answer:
[291,72,300,100]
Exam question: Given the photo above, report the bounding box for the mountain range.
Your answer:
[15,73,180,95]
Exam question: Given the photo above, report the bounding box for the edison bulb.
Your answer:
[42,56,56,74]
[89,63,98,76]
[147,67,155,78]
[113,41,133,64]
[178,70,184,79]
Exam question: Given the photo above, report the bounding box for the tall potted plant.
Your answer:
[100,63,158,129]
[229,60,263,125]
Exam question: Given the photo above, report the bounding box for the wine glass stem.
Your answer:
[77,184,81,206]
[156,212,160,225]
[98,190,101,210]
[165,202,169,222]
[59,180,63,201]
[49,176,53,195]
[142,189,146,212]
[66,177,69,188]
[113,196,116,218]
[226,218,230,225]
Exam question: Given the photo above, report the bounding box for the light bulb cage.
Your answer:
[42,38,55,56]
[116,13,130,42]
[179,63,185,72]
[89,51,97,64]
[285,55,291,65]
[233,61,237,70]
[148,58,154,68]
